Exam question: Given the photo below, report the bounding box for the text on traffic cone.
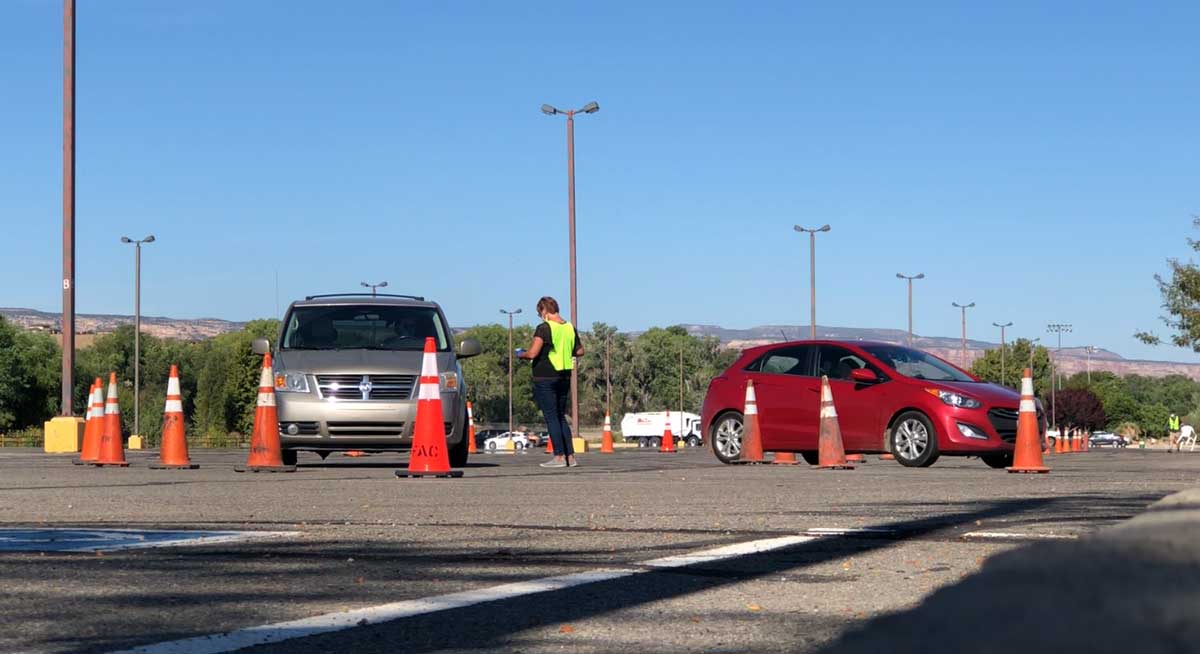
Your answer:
[398,337,461,478]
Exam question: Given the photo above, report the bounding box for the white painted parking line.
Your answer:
[107,534,814,654]
[804,527,897,537]
[961,531,1078,541]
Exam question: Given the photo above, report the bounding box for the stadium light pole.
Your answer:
[1046,323,1073,430]
[1029,337,1041,370]
[542,100,599,433]
[120,235,155,440]
[794,224,831,339]
[500,308,523,434]
[360,281,388,297]
[1084,345,1097,384]
[60,0,76,417]
[952,302,975,367]
[993,321,1013,386]
[896,273,924,346]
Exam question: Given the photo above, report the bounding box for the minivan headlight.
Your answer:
[926,388,981,409]
[275,372,310,393]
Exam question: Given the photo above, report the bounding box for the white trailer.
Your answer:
[619,411,703,448]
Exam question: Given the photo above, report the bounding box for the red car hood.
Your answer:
[926,381,1021,406]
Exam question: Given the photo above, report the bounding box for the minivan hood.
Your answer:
[927,380,1020,405]
[275,349,454,375]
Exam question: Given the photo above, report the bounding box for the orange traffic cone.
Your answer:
[74,379,104,465]
[235,353,296,472]
[880,453,896,461]
[466,402,478,454]
[773,451,800,465]
[1054,431,1064,454]
[845,454,866,463]
[816,376,854,470]
[397,337,463,478]
[1083,432,1090,452]
[660,411,677,452]
[151,365,198,469]
[735,380,764,464]
[600,412,615,453]
[1008,368,1049,474]
[93,372,129,467]
[1073,431,1081,453]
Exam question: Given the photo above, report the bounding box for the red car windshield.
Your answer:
[860,344,976,383]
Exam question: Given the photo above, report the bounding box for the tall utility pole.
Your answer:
[500,308,522,434]
[952,302,975,367]
[1084,345,1097,384]
[542,100,599,433]
[1029,337,1041,370]
[360,281,388,297]
[1046,323,1072,430]
[121,235,155,439]
[679,348,685,418]
[61,0,76,416]
[896,273,924,346]
[993,321,1013,386]
[793,224,831,338]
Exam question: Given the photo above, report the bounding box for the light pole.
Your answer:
[896,273,924,346]
[794,224,831,339]
[952,302,975,368]
[993,321,1013,386]
[542,100,599,433]
[60,0,76,417]
[120,234,155,440]
[360,281,388,297]
[1029,337,1041,370]
[1084,346,1097,384]
[605,333,612,416]
[500,308,523,434]
[1046,323,1073,430]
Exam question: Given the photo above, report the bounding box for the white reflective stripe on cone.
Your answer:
[1020,399,1037,413]
[165,399,184,413]
[258,365,273,389]
[1021,377,1034,395]
[421,352,438,377]
[821,382,833,403]
[418,381,440,401]
[167,376,181,395]
[820,404,838,419]
[257,391,276,408]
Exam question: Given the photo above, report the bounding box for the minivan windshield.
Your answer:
[281,306,449,352]
[860,344,976,383]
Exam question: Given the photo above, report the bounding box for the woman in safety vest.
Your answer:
[516,296,584,468]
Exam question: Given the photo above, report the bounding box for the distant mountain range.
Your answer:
[4,308,1198,380]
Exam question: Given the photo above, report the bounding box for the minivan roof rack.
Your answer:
[303,293,426,301]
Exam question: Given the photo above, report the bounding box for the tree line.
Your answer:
[970,338,1198,438]
[0,317,737,442]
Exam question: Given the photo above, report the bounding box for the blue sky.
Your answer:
[2,1,1198,362]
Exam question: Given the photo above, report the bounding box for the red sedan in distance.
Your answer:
[701,340,1045,468]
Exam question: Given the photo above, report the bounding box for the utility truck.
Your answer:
[619,411,703,448]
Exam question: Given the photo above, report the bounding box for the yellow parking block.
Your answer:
[572,437,589,453]
[43,417,85,453]
[128,435,145,450]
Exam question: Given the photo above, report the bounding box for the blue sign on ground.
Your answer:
[0,528,263,552]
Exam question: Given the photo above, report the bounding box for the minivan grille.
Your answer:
[327,422,406,437]
[316,374,417,401]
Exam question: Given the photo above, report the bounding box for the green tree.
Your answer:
[970,339,1052,394]
[0,317,61,431]
[1137,218,1200,351]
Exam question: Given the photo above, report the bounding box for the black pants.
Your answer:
[533,377,573,456]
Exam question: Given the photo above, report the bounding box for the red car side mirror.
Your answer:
[850,368,878,383]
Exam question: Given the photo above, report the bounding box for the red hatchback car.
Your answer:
[701,340,1045,468]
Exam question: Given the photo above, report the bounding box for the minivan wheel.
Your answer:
[890,412,940,468]
[711,412,743,464]
[448,422,469,468]
[801,451,820,465]
[281,449,298,467]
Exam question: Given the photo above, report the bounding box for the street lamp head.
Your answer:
[143,235,155,243]
[120,236,132,244]
[541,104,558,115]
[819,224,831,232]
[896,273,905,279]
[580,101,600,114]
[915,273,925,279]
[378,281,388,288]
[514,308,523,314]
[361,282,370,288]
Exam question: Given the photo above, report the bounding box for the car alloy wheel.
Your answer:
[712,413,743,464]
[894,418,929,461]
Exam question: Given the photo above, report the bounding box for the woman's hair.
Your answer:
[536,296,560,316]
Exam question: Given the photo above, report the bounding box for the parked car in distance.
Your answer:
[1088,431,1128,448]
[701,340,1046,468]
[483,431,531,452]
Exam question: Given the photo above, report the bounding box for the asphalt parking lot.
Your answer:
[1,447,1196,654]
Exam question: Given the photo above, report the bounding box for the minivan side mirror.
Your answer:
[252,338,271,355]
[458,338,482,359]
[850,368,879,383]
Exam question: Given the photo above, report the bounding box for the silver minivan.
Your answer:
[252,294,482,466]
